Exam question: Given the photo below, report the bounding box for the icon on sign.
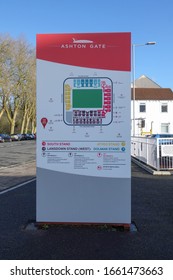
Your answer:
[41,117,48,128]
[42,141,46,146]
[97,165,102,170]
[97,153,102,157]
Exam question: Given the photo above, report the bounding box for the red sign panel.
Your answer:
[36,33,131,71]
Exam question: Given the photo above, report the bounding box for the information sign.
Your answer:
[36,33,131,224]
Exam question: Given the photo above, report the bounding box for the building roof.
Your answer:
[133,75,161,88]
[131,88,173,100]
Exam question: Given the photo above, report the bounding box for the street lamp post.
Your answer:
[132,41,156,136]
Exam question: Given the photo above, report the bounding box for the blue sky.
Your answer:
[1,0,173,89]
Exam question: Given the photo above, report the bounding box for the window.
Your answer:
[161,103,168,113]
[141,119,145,128]
[139,103,146,113]
[161,123,169,133]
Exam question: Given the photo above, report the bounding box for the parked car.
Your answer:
[10,134,23,141]
[21,133,34,140]
[28,133,35,140]
[0,134,12,142]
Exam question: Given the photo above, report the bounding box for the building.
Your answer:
[131,75,173,136]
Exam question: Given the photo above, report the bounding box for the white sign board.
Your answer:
[36,33,131,224]
[161,145,173,157]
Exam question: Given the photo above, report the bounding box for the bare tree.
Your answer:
[4,38,35,134]
[0,35,36,134]
[0,35,13,121]
[20,52,36,134]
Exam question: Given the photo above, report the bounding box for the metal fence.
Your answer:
[131,136,173,170]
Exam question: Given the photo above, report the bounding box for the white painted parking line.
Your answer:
[0,178,36,195]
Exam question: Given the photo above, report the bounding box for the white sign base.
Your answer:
[37,168,131,223]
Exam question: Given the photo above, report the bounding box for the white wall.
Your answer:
[131,100,173,136]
